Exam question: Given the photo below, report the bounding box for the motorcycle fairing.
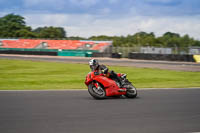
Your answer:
[93,75,126,97]
[93,75,115,88]
[85,72,92,86]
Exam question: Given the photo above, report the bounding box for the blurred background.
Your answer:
[0,0,200,61]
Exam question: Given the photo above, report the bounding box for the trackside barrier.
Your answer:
[92,52,122,58]
[128,53,195,62]
[57,50,97,57]
[0,50,57,56]
[0,48,58,56]
[193,55,200,63]
[0,48,97,57]
[0,48,58,52]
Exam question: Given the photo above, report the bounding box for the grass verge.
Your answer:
[0,59,200,90]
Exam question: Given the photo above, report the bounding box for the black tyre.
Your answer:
[88,83,106,99]
[125,84,137,98]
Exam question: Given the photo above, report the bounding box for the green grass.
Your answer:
[0,59,200,90]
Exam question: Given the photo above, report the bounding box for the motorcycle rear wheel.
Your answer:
[88,83,106,99]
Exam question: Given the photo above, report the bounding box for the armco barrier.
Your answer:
[128,53,195,62]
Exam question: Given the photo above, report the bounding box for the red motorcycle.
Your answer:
[85,71,137,99]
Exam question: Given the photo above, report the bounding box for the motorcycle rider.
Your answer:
[89,59,124,88]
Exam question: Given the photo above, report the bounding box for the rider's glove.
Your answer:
[102,68,108,74]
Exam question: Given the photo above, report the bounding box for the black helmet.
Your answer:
[89,59,99,71]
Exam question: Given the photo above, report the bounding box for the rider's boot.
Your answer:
[121,74,127,79]
[110,70,124,88]
[117,77,124,88]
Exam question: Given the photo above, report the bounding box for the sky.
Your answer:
[0,0,200,39]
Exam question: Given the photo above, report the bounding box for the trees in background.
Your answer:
[0,13,200,47]
[0,14,37,38]
[33,27,66,39]
[89,32,200,47]
[0,14,66,39]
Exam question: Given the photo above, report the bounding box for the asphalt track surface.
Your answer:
[0,54,200,71]
[0,89,200,133]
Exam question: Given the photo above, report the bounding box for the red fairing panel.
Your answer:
[93,76,115,88]
[85,73,92,86]
[105,88,126,97]
[94,75,126,97]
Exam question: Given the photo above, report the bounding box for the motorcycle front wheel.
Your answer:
[88,83,106,99]
[125,84,137,98]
